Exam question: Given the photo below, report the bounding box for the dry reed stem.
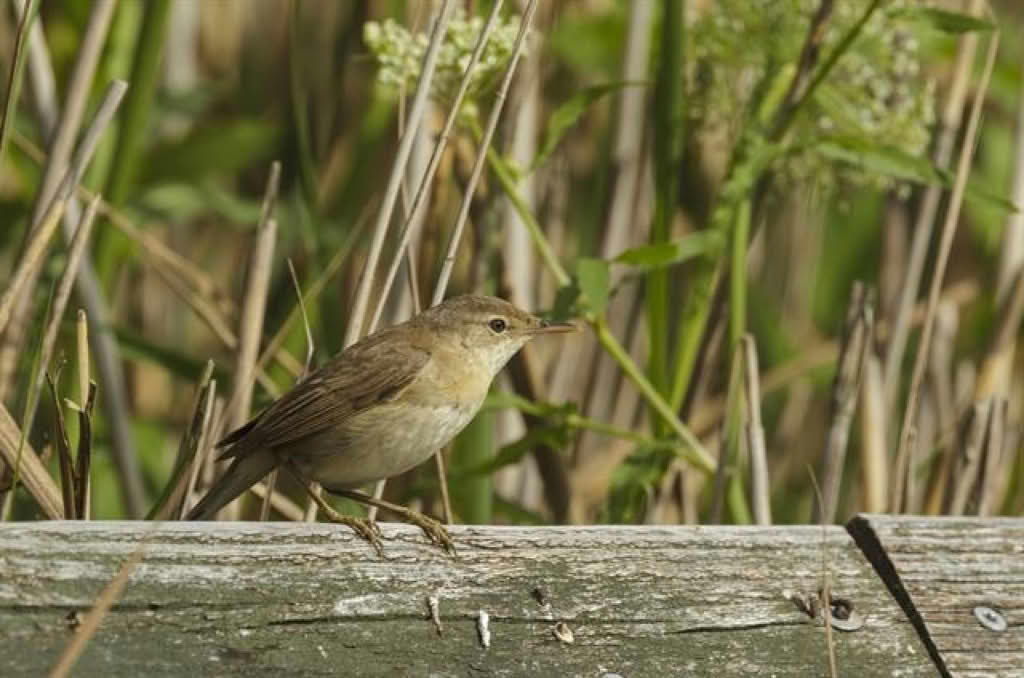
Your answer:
[0,196,66,334]
[859,354,888,512]
[4,78,141,514]
[892,32,999,512]
[225,163,281,432]
[975,263,1024,401]
[416,0,541,517]
[250,479,305,521]
[259,261,314,521]
[344,0,456,348]
[566,0,653,483]
[76,310,89,406]
[11,129,331,390]
[0,402,62,518]
[27,195,98,517]
[368,0,505,332]
[883,0,985,411]
[0,0,114,397]
[946,398,991,515]
[75,310,90,517]
[311,2,455,522]
[808,465,837,678]
[976,397,1005,516]
[36,196,101,394]
[141,360,214,520]
[27,0,115,229]
[996,62,1024,300]
[179,379,217,520]
[366,0,507,525]
[431,0,538,304]
[742,335,771,525]
[218,163,280,519]
[816,283,873,523]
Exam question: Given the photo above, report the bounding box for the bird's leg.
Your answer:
[333,489,455,555]
[284,465,383,556]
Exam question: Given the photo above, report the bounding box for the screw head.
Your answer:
[826,594,864,632]
[973,606,1007,632]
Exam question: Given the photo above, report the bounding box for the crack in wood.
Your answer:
[846,515,951,678]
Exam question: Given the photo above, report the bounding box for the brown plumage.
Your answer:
[187,295,574,520]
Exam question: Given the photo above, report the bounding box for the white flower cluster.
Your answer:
[364,9,524,106]
[692,0,937,193]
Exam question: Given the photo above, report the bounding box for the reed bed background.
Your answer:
[0,0,1021,529]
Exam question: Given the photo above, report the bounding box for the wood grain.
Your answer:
[849,514,1024,678]
[0,522,931,677]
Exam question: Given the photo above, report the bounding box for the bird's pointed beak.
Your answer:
[527,320,578,335]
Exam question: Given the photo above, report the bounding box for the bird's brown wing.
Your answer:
[218,328,431,459]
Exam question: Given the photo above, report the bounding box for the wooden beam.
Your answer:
[848,514,1024,678]
[0,521,932,676]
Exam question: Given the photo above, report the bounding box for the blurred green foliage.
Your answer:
[2,1,1021,525]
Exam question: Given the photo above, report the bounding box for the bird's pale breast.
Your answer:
[291,348,492,490]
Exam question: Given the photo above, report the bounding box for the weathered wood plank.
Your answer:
[0,522,931,677]
[849,514,1024,678]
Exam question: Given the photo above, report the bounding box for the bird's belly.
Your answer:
[296,401,480,490]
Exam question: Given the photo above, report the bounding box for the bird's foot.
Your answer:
[330,488,456,555]
[322,507,384,556]
[286,464,386,556]
[396,507,455,555]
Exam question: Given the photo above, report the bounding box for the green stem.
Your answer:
[484,391,679,451]
[468,115,570,286]
[729,198,751,351]
[648,0,685,402]
[487,148,570,287]
[451,410,493,524]
[592,314,714,474]
[668,260,720,411]
[727,472,753,524]
[489,137,713,475]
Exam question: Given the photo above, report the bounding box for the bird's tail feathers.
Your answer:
[185,448,278,520]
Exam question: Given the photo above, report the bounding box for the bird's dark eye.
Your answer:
[488,318,507,333]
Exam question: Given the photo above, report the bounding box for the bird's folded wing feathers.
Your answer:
[220,332,431,457]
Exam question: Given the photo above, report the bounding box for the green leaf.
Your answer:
[530,83,635,172]
[817,139,941,184]
[576,257,610,315]
[888,6,996,34]
[817,138,1019,214]
[550,279,582,320]
[614,231,725,271]
[964,179,1020,215]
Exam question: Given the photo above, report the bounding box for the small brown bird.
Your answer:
[187,295,574,550]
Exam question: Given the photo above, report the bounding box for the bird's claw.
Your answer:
[322,508,384,556]
[403,511,456,555]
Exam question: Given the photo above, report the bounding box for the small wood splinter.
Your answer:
[476,610,491,649]
[426,595,443,636]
